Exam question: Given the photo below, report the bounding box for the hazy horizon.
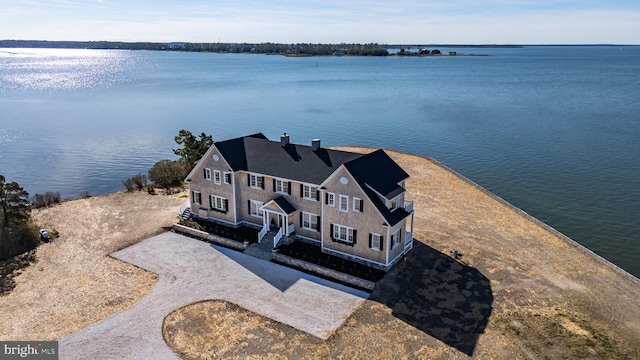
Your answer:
[1,1,638,45]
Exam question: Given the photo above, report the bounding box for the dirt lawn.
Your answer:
[2,149,640,359]
[0,190,186,340]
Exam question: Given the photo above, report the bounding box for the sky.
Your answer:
[1,0,639,44]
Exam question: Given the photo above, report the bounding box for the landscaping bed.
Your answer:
[179,218,259,244]
[277,241,386,283]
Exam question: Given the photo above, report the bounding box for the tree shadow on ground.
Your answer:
[371,239,493,356]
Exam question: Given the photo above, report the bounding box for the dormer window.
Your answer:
[390,199,398,211]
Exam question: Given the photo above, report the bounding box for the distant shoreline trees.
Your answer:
[0,40,398,56]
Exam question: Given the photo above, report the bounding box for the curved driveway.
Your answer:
[59,232,369,359]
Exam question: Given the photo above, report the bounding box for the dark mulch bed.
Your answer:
[180,218,259,244]
[277,241,386,283]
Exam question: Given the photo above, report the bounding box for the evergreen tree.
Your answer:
[0,175,31,228]
[173,130,213,169]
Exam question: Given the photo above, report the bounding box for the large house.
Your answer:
[185,133,414,271]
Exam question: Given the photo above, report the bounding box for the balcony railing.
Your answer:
[404,200,414,213]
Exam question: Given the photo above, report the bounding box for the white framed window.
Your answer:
[275,179,290,194]
[210,195,227,212]
[204,168,212,181]
[391,229,402,249]
[353,197,362,212]
[302,184,318,201]
[213,170,221,185]
[223,172,232,184]
[249,174,264,189]
[370,233,382,251]
[332,224,356,244]
[301,212,319,231]
[249,200,264,217]
[339,195,349,212]
[390,198,398,211]
[192,191,201,204]
[326,192,335,207]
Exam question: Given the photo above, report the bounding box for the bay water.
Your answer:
[1,46,639,277]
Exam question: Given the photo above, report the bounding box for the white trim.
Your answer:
[332,223,354,243]
[209,194,227,211]
[232,172,237,224]
[388,245,410,266]
[353,197,362,212]
[213,169,221,185]
[249,199,264,218]
[204,168,212,181]
[323,247,387,267]
[301,211,319,232]
[321,190,325,253]
[185,145,233,182]
[191,190,201,205]
[302,184,318,201]
[370,233,382,251]
[391,228,401,249]
[339,194,349,212]
[385,226,390,264]
[275,179,289,194]
[297,235,322,244]
[326,192,335,207]
[249,174,264,189]
[318,164,348,188]
[365,183,405,202]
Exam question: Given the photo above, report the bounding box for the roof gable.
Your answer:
[344,149,409,198]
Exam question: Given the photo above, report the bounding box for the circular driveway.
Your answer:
[59,232,369,359]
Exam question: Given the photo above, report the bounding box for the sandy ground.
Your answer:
[0,190,185,340]
[2,149,640,359]
[60,232,367,359]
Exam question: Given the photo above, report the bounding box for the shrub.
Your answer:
[122,178,135,192]
[32,192,62,208]
[148,159,184,191]
[132,174,147,190]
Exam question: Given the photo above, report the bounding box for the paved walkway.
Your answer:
[59,232,369,359]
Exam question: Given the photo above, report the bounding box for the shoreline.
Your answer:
[2,148,639,357]
[427,155,640,286]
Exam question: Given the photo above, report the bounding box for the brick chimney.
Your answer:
[280,133,290,146]
[311,139,321,151]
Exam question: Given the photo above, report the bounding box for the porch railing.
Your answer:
[179,199,190,216]
[287,223,295,235]
[273,227,284,248]
[404,231,413,251]
[404,200,414,213]
[258,225,267,243]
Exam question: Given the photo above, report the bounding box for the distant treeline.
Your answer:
[0,40,523,56]
[0,40,391,56]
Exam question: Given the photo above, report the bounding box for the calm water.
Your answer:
[1,46,639,277]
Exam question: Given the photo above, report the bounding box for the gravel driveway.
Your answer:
[59,232,369,359]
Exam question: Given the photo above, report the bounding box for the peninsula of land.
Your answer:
[1,149,638,358]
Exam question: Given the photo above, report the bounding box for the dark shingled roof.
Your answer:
[215,133,364,185]
[215,134,410,226]
[344,149,410,226]
[271,196,296,215]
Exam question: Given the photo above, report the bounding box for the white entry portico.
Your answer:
[257,196,297,246]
